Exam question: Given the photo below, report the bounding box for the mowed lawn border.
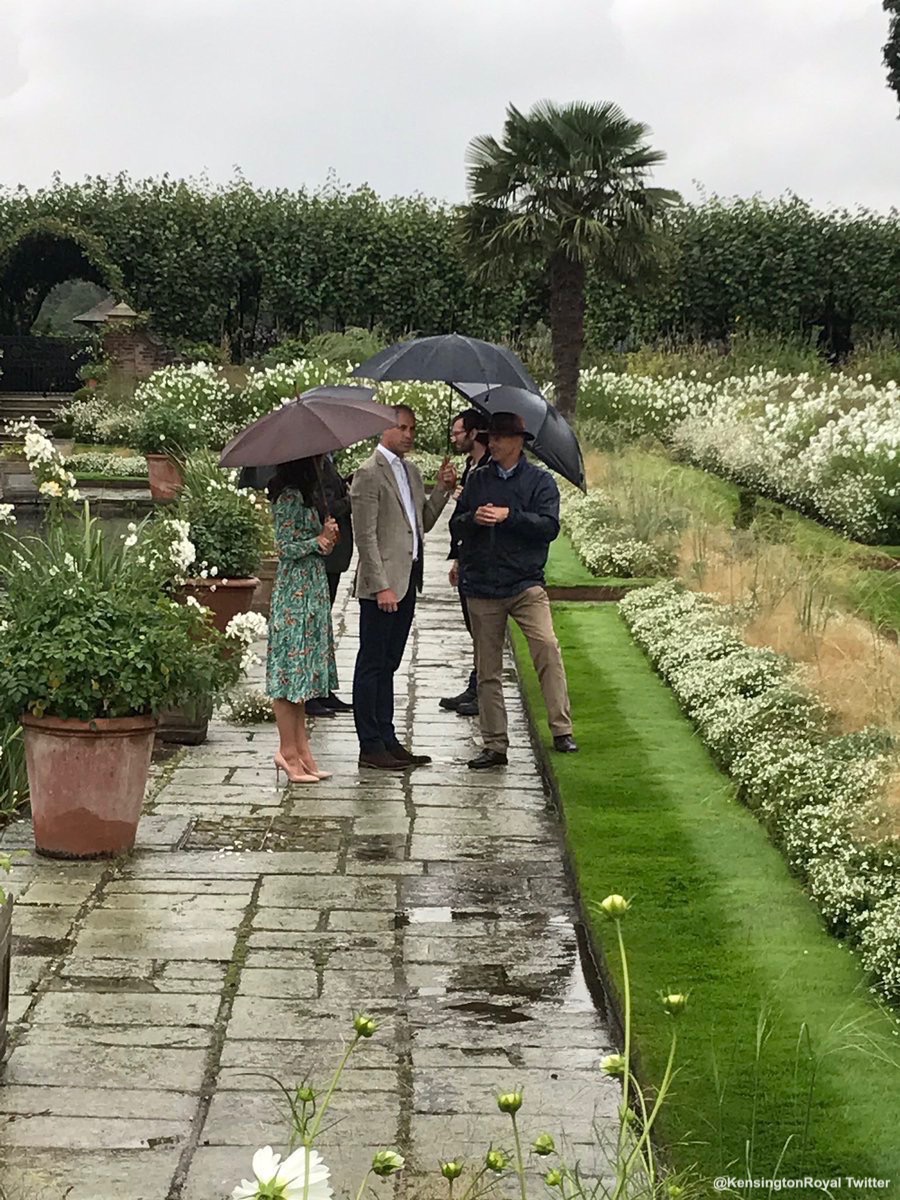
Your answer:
[511,603,900,1194]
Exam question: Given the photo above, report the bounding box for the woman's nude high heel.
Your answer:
[274,754,319,785]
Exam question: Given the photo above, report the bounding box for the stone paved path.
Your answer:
[0,516,617,1199]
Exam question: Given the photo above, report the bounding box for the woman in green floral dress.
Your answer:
[266,458,339,783]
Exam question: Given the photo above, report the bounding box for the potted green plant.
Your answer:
[175,451,268,634]
[133,364,232,501]
[0,432,245,858]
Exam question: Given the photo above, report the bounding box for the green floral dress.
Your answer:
[266,489,338,703]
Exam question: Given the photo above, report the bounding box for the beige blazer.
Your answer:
[350,450,450,600]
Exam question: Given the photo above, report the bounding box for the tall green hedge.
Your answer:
[2,178,900,358]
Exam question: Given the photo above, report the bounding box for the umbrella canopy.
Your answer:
[352,334,539,392]
[219,385,395,468]
[452,383,586,492]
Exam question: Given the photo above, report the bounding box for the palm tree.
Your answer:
[884,1,900,110]
[458,101,679,419]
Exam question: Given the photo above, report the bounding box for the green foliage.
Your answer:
[178,450,268,578]
[0,505,240,721]
[304,325,388,365]
[0,722,28,817]
[6,178,900,364]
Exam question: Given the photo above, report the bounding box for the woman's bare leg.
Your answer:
[294,702,318,773]
[273,698,302,773]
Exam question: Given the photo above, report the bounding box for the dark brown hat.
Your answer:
[487,411,534,440]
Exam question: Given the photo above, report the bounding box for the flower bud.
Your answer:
[531,1133,556,1156]
[485,1148,508,1172]
[545,1169,564,1189]
[496,1091,523,1114]
[440,1160,463,1180]
[662,993,688,1017]
[598,894,630,919]
[600,1053,627,1077]
[296,1085,316,1104]
[371,1150,405,1177]
[666,1185,685,1198]
[353,1013,378,1038]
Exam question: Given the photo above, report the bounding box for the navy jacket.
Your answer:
[450,456,560,598]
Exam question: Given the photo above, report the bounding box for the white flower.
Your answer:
[123,534,138,549]
[0,504,14,525]
[38,480,63,498]
[185,595,204,610]
[232,1146,332,1200]
[226,611,269,644]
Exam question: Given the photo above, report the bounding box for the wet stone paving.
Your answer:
[0,516,618,1199]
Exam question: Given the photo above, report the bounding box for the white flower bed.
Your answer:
[619,581,900,1000]
[560,489,676,579]
[579,369,900,543]
[65,453,148,478]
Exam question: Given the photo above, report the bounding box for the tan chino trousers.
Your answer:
[467,586,572,753]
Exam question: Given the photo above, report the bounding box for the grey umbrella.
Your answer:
[219,385,395,467]
[451,383,586,492]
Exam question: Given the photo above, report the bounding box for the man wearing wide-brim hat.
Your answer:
[450,411,577,768]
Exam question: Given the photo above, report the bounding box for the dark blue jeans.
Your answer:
[353,584,416,753]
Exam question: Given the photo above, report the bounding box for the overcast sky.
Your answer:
[2,0,899,211]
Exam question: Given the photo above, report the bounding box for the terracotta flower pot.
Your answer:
[157,696,213,746]
[181,576,259,636]
[0,894,11,1060]
[21,713,157,859]
[146,453,184,501]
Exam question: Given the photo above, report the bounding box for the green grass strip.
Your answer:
[513,605,900,1194]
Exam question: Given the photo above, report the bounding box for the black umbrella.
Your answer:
[352,334,539,392]
[451,383,586,492]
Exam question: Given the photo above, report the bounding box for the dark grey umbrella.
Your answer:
[352,335,539,449]
[219,385,394,467]
[352,335,538,391]
[452,383,586,492]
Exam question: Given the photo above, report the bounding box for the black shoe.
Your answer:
[306,699,336,718]
[553,735,578,753]
[467,750,508,770]
[321,692,353,713]
[387,745,432,767]
[456,698,479,717]
[440,687,476,712]
[358,750,407,770]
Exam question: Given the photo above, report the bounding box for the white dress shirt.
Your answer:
[377,444,420,561]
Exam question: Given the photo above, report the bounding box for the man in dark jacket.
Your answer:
[450,411,577,769]
[440,408,489,716]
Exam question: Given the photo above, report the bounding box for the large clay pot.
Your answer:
[157,696,213,746]
[146,453,184,501]
[251,555,278,618]
[182,576,259,636]
[0,894,11,1059]
[21,714,157,859]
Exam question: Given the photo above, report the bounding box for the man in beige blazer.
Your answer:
[351,404,457,769]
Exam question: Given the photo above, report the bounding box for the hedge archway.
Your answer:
[0,219,125,334]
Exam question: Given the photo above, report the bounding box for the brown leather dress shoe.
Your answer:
[358,750,407,770]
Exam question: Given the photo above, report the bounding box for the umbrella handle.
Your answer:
[314,456,331,518]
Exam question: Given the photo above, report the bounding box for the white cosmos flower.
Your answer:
[232,1146,332,1200]
[38,480,63,497]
